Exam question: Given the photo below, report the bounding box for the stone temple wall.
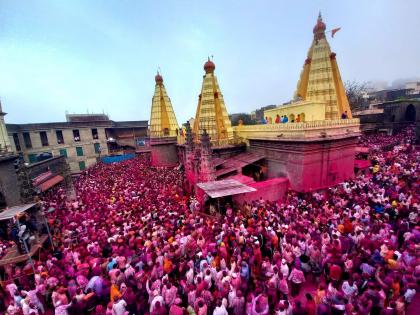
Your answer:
[249,136,358,192]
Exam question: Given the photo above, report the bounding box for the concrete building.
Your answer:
[353,99,420,142]
[7,113,148,172]
[0,154,21,208]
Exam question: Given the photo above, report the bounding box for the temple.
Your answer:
[194,13,360,196]
[161,13,360,198]
[265,13,352,122]
[193,58,234,146]
[149,73,180,166]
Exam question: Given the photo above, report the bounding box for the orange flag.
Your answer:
[331,27,341,38]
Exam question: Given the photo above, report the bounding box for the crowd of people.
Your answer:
[0,127,418,315]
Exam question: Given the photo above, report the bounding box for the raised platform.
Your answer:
[0,235,48,266]
[234,118,360,142]
[248,135,358,192]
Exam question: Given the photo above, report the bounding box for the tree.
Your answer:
[344,80,368,112]
[229,113,258,126]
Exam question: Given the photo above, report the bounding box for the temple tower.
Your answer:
[149,73,179,138]
[197,129,215,183]
[193,59,234,146]
[149,73,179,166]
[294,13,352,119]
[0,100,11,152]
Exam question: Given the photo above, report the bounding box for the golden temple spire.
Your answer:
[149,72,179,138]
[193,58,233,146]
[294,13,352,119]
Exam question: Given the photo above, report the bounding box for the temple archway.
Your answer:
[289,114,295,122]
[300,112,306,122]
[405,104,416,122]
[0,191,6,209]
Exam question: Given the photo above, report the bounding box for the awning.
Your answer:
[32,171,53,186]
[38,175,64,192]
[196,179,256,199]
[0,203,37,221]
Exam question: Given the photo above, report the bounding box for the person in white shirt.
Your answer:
[150,291,164,314]
[112,297,127,315]
[341,279,358,300]
[213,298,228,315]
[280,259,289,278]
[404,284,416,304]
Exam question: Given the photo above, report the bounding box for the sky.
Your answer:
[0,0,419,124]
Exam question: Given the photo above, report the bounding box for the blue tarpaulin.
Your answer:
[101,153,135,164]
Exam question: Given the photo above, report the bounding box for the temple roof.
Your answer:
[149,72,179,138]
[193,59,233,146]
[294,13,352,120]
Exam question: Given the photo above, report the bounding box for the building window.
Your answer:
[28,153,37,163]
[73,129,81,142]
[23,132,32,149]
[78,161,86,170]
[76,146,84,156]
[91,128,99,139]
[40,131,49,146]
[94,143,101,154]
[56,130,64,144]
[13,133,21,151]
[59,148,67,157]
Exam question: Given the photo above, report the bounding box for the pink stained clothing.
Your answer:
[231,296,245,315]
[162,286,177,306]
[169,304,184,315]
[288,268,305,284]
[54,303,71,315]
[52,292,69,308]
[6,282,18,298]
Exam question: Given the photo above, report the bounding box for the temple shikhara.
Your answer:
[149,72,180,167]
[193,58,234,146]
[265,12,352,122]
[149,72,179,138]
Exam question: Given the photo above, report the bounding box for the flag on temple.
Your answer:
[331,27,341,38]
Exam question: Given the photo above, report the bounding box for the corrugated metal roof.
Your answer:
[0,203,37,221]
[197,179,256,198]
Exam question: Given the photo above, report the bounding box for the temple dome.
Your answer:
[204,58,215,73]
[155,73,163,84]
[313,12,326,40]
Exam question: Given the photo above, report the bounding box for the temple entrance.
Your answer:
[289,114,295,122]
[0,192,6,209]
[405,104,416,122]
[242,160,266,181]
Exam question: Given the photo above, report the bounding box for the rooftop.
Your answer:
[6,119,148,132]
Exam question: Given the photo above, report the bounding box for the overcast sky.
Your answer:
[1,0,419,124]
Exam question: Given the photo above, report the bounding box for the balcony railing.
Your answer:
[235,118,360,131]
[233,118,360,141]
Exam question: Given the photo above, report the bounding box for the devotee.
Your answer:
[1,126,418,315]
